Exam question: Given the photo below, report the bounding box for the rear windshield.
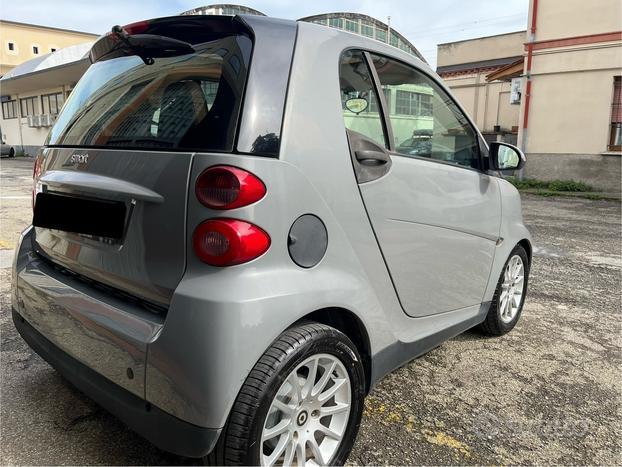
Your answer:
[46,35,252,152]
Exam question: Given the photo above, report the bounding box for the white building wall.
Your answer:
[1,85,66,154]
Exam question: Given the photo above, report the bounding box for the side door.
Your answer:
[339,50,501,317]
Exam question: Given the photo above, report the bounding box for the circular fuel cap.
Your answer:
[287,214,328,268]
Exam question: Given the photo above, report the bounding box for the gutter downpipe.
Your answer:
[521,0,538,153]
[16,92,25,154]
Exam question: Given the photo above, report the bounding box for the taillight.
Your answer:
[195,166,266,210]
[121,20,150,35]
[193,219,270,266]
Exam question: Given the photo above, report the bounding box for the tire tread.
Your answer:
[205,322,354,465]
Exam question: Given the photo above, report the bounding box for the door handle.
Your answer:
[355,149,390,166]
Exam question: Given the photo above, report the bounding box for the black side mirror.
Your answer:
[489,142,526,171]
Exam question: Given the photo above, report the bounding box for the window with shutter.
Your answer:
[609,77,621,151]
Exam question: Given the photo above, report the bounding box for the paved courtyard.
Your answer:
[1,157,620,465]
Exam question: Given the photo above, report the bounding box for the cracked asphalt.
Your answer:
[1,157,621,465]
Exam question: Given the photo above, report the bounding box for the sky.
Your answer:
[1,0,529,68]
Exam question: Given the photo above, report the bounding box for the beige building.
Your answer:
[518,0,621,191]
[0,20,98,76]
[438,0,622,192]
[437,31,525,144]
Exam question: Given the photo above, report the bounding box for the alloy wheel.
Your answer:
[499,254,525,323]
[260,353,352,466]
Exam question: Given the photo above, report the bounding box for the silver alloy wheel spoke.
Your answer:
[261,354,352,467]
[499,254,526,324]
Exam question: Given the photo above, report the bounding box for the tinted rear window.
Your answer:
[47,35,251,152]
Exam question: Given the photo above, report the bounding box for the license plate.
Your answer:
[33,192,127,239]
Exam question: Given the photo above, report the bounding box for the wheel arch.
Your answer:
[296,307,372,394]
[517,238,532,264]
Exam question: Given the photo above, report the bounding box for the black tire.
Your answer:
[206,322,365,466]
[479,244,530,336]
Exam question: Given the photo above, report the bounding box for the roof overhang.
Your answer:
[0,58,89,95]
[485,58,524,82]
[437,55,523,77]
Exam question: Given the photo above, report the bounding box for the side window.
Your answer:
[370,54,480,169]
[339,50,387,148]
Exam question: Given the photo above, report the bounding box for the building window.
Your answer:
[32,45,39,54]
[345,20,358,33]
[8,42,14,51]
[395,90,433,117]
[2,100,17,119]
[361,23,374,38]
[368,87,391,113]
[50,47,57,52]
[420,94,433,116]
[41,92,64,115]
[329,18,343,29]
[376,28,387,42]
[609,76,622,151]
[390,32,399,47]
[20,96,38,117]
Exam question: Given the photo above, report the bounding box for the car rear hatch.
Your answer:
[32,16,254,308]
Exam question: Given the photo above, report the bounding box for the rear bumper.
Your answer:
[12,307,220,458]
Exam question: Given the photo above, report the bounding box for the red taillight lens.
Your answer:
[121,20,150,35]
[195,166,266,210]
[193,219,270,266]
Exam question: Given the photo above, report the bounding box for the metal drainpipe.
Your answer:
[16,93,24,154]
[519,0,538,180]
[521,0,538,152]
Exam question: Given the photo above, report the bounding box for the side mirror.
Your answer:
[489,142,526,171]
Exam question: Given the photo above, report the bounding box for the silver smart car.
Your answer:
[12,14,531,466]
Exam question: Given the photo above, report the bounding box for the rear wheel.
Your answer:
[206,322,365,466]
[479,245,529,336]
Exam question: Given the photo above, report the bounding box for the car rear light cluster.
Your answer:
[193,166,270,266]
[195,165,266,210]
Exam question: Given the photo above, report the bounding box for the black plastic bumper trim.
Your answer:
[12,307,220,458]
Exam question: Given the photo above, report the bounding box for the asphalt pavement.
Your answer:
[1,157,620,465]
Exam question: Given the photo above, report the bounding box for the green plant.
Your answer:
[547,179,592,192]
[505,177,593,193]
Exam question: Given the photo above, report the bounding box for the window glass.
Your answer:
[41,92,64,115]
[345,20,358,33]
[47,35,251,152]
[370,54,480,169]
[361,23,374,38]
[609,76,621,151]
[329,18,343,28]
[2,100,17,119]
[339,50,387,148]
[20,97,38,117]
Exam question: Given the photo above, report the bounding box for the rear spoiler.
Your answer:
[90,15,252,64]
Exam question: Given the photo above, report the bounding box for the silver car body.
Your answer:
[12,16,531,457]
